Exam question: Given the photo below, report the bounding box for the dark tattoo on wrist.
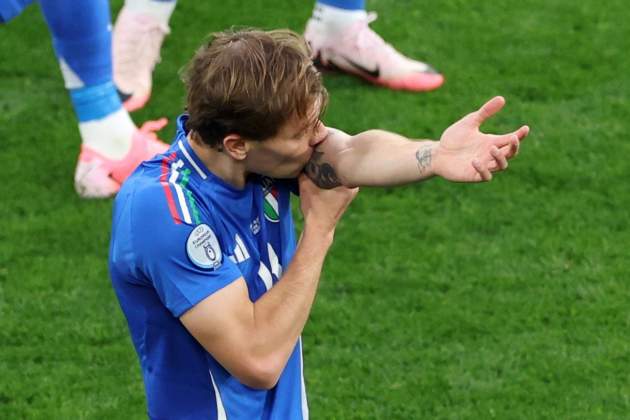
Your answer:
[415,147,432,175]
[305,151,342,189]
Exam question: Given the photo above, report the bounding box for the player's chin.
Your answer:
[269,156,311,179]
[265,164,303,179]
[283,167,304,179]
[285,160,310,178]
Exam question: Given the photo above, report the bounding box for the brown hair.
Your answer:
[182,28,328,147]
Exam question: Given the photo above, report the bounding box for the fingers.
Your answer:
[490,145,508,170]
[507,125,528,157]
[491,133,519,158]
[473,148,506,181]
[488,124,528,160]
[514,125,530,140]
[471,96,505,126]
[139,118,168,133]
[472,159,492,182]
[298,172,315,193]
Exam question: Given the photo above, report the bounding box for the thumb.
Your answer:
[139,118,169,133]
[470,96,505,126]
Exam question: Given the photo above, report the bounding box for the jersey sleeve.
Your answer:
[132,186,243,318]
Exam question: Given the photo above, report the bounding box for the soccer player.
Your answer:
[109,29,528,418]
[0,0,168,198]
[112,0,444,111]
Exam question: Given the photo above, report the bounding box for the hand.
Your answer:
[298,174,358,236]
[433,96,530,182]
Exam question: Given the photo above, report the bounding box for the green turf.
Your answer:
[1,0,629,418]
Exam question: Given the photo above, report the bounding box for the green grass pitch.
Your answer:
[1,0,630,418]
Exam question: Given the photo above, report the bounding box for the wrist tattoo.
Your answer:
[305,151,342,189]
[415,147,432,175]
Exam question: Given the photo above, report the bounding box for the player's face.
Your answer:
[246,108,327,178]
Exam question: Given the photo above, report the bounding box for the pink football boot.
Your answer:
[305,12,444,92]
[74,119,169,198]
[113,7,170,112]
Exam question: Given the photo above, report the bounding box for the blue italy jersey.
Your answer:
[109,115,309,419]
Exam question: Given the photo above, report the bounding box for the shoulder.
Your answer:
[112,173,208,262]
[119,175,184,228]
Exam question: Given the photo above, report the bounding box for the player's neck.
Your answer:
[188,133,248,189]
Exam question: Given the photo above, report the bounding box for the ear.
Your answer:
[222,134,249,161]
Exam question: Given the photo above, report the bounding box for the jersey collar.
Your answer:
[175,114,253,198]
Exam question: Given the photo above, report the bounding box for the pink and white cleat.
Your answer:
[304,12,444,92]
[74,119,169,198]
[113,7,170,112]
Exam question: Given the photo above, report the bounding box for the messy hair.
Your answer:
[182,28,328,147]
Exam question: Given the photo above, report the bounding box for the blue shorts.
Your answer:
[0,0,35,23]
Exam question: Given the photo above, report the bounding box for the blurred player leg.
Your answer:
[113,0,176,111]
[304,0,445,92]
[40,0,168,198]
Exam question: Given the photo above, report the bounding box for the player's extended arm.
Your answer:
[305,96,530,188]
[180,176,357,390]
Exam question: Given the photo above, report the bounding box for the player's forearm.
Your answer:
[179,226,332,390]
[309,129,438,188]
[249,225,332,377]
[341,130,438,187]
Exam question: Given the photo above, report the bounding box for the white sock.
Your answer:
[312,3,367,36]
[79,109,137,160]
[124,0,177,26]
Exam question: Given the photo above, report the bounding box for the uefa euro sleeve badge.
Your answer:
[186,224,222,270]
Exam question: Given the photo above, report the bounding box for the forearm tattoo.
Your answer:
[305,151,342,189]
[415,147,432,176]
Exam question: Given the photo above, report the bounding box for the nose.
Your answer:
[309,122,327,147]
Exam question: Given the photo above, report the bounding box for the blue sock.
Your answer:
[0,0,35,23]
[316,0,365,10]
[67,83,122,122]
[40,0,122,122]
